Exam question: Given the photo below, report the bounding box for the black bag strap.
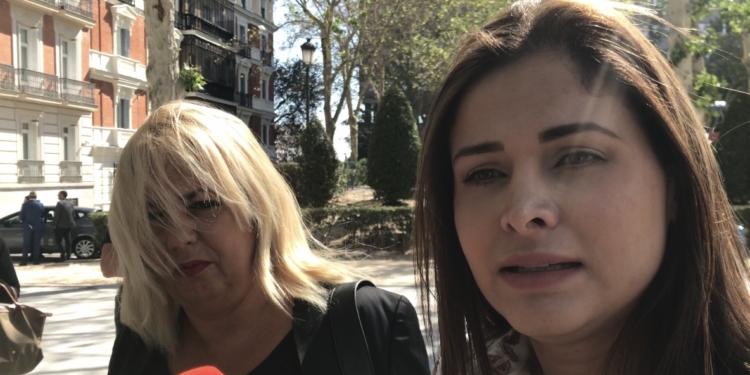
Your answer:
[329,280,376,375]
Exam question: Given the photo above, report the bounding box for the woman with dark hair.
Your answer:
[413,1,750,374]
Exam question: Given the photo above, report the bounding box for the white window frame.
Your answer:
[117,28,131,57]
[61,40,69,78]
[111,5,137,60]
[61,126,78,161]
[117,98,131,129]
[19,28,29,70]
[19,121,40,161]
[239,25,246,43]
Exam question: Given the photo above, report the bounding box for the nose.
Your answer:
[163,212,198,253]
[499,173,560,236]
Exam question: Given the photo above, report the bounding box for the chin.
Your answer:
[499,303,593,342]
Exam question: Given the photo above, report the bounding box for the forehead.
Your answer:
[451,52,637,147]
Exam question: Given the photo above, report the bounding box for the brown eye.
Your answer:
[555,151,605,168]
[464,169,506,186]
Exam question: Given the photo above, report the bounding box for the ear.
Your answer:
[667,178,676,223]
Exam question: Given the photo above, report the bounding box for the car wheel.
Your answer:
[73,237,96,259]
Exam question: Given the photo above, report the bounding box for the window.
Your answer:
[61,41,69,78]
[261,79,266,99]
[19,28,29,69]
[241,0,245,9]
[240,73,246,94]
[62,127,72,161]
[239,25,246,43]
[118,99,130,129]
[118,28,130,57]
[261,34,267,51]
[261,124,269,145]
[21,123,29,160]
[20,122,38,160]
[260,0,266,18]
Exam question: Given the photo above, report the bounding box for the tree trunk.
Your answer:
[144,0,183,108]
[743,31,750,93]
[668,0,694,92]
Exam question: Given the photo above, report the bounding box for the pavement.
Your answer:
[9,252,438,374]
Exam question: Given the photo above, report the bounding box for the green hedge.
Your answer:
[83,206,414,251]
[89,211,109,248]
[276,162,303,204]
[304,206,413,251]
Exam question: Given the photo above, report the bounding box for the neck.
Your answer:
[182,284,291,356]
[528,319,626,375]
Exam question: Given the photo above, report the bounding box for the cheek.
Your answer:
[454,190,501,284]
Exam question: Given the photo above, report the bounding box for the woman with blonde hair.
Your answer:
[413,0,750,374]
[107,100,429,375]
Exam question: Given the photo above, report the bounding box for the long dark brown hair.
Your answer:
[413,1,750,374]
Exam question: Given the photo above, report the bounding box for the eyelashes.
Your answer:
[463,150,606,187]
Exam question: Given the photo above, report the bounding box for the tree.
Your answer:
[274,59,324,162]
[144,0,183,108]
[299,118,339,207]
[717,94,750,203]
[367,86,420,205]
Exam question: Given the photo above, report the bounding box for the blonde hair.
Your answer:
[110,100,357,353]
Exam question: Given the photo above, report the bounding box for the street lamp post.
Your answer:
[300,38,316,127]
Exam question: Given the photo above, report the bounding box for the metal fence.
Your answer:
[61,78,95,105]
[58,0,93,19]
[18,160,44,184]
[60,161,82,183]
[0,64,16,91]
[234,91,252,108]
[18,69,59,99]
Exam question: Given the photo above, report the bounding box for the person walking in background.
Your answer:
[0,237,20,303]
[53,190,76,262]
[20,191,44,266]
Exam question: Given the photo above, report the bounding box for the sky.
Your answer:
[273,4,352,161]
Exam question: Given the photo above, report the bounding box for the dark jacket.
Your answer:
[107,285,430,375]
[20,200,45,226]
[53,199,76,229]
[0,237,20,303]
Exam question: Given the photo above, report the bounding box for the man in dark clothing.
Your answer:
[53,190,76,262]
[0,237,20,303]
[20,191,45,266]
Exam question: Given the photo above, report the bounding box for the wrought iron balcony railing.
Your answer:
[61,78,95,105]
[18,160,44,184]
[18,69,59,99]
[60,161,82,183]
[175,13,233,42]
[237,46,252,59]
[234,91,252,108]
[0,64,16,91]
[261,50,272,66]
[58,0,94,20]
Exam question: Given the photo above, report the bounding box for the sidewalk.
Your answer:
[12,253,438,374]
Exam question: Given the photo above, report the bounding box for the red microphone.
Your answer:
[178,366,225,375]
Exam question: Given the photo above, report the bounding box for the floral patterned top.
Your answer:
[433,330,532,375]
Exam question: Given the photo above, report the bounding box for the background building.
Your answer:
[0,0,148,214]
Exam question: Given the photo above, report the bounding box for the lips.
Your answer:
[177,260,211,278]
[498,253,583,290]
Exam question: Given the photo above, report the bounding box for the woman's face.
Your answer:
[451,52,670,344]
[152,171,257,316]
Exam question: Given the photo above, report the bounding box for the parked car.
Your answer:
[0,206,101,259]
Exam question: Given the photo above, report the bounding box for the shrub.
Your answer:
[276,162,304,204]
[303,206,413,251]
[718,94,750,203]
[298,118,339,207]
[89,211,109,248]
[367,86,421,205]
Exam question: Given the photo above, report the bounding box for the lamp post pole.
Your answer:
[300,38,316,127]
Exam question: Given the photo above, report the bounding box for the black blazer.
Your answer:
[107,285,430,375]
[53,199,76,229]
[0,238,20,303]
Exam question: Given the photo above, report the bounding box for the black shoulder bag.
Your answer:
[329,280,376,375]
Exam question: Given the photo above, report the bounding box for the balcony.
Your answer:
[60,78,95,105]
[59,161,82,183]
[18,160,44,184]
[18,69,59,99]
[58,0,93,20]
[252,97,274,113]
[89,50,147,85]
[237,46,252,59]
[0,64,17,92]
[175,13,233,42]
[261,50,273,66]
[234,91,252,108]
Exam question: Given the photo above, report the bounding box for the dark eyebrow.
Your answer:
[452,141,504,164]
[538,122,619,143]
[182,187,211,201]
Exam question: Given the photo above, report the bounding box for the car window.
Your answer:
[45,210,54,223]
[75,211,86,220]
[3,215,20,224]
